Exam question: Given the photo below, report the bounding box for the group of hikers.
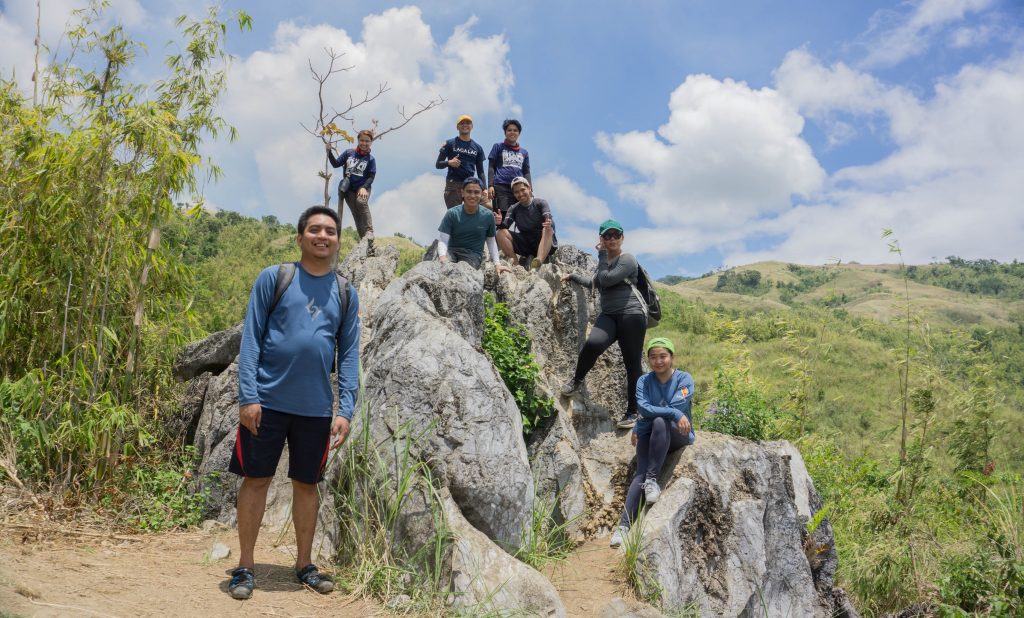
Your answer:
[225,115,695,600]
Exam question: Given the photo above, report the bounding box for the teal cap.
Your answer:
[599,219,624,235]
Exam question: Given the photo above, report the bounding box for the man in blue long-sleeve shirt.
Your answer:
[227,206,361,600]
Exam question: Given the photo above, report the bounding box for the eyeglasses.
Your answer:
[601,232,623,240]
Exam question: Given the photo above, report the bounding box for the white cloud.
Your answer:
[774,48,920,144]
[533,172,610,226]
[211,7,517,221]
[727,53,1024,266]
[859,0,995,67]
[366,173,444,243]
[595,74,825,232]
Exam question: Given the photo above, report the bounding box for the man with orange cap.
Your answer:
[436,114,487,209]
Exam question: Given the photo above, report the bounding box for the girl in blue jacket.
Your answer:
[611,336,695,547]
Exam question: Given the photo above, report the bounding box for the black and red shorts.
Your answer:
[228,408,333,485]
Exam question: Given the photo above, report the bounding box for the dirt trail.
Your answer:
[0,516,634,618]
[0,525,378,617]
[544,537,631,617]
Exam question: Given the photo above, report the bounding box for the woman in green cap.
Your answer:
[560,218,647,429]
[610,336,695,548]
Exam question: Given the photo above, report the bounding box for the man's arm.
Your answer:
[436,141,450,170]
[437,232,451,262]
[335,285,361,421]
[523,152,531,187]
[475,145,487,188]
[238,268,276,406]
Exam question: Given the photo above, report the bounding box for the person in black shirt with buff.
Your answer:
[436,115,487,209]
[496,176,557,269]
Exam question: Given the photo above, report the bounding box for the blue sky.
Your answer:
[2,0,1022,277]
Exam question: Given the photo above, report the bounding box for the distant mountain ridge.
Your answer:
[660,260,1024,329]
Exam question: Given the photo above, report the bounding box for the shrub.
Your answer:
[699,358,777,441]
[482,294,554,434]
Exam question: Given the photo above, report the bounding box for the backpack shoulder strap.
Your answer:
[334,272,350,329]
[331,273,352,374]
[269,263,297,317]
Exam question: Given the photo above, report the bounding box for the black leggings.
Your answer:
[573,312,646,415]
[620,417,688,526]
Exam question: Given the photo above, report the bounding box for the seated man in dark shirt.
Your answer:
[496,176,557,269]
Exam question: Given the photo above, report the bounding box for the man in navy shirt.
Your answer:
[227,206,360,600]
[436,114,486,209]
[487,118,531,218]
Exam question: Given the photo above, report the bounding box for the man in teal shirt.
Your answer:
[437,178,511,273]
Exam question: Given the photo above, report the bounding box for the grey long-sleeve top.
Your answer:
[569,251,645,316]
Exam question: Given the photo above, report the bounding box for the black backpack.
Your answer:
[630,263,662,328]
[267,263,351,372]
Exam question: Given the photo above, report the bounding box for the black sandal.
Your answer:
[296,563,334,594]
[228,567,255,600]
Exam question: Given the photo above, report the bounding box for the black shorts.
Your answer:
[506,229,554,262]
[228,408,333,484]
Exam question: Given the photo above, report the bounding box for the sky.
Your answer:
[2,0,1022,278]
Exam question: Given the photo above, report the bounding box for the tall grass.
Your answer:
[330,393,452,610]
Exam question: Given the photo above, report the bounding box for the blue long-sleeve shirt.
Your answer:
[634,369,696,442]
[238,263,361,420]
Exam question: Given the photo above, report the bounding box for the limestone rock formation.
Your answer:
[635,433,857,617]
[361,260,534,546]
[178,239,857,617]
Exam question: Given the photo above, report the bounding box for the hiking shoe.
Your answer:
[561,378,581,396]
[530,257,542,270]
[641,478,661,504]
[228,567,255,600]
[296,564,334,594]
[616,412,638,429]
[610,525,629,548]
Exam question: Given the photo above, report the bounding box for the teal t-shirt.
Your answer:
[438,204,496,258]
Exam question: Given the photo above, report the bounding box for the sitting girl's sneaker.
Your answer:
[641,478,661,504]
[610,524,629,548]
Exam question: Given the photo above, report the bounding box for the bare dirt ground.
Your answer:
[0,522,380,618]
[0,488,635,618]
[543,537,631,617]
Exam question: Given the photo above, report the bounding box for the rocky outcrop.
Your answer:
[635,433,857,617]
[178,239,857,617]
[362,260,534,546]
[173,323,242,381]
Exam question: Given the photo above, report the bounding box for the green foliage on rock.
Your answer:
[482,293,553,434]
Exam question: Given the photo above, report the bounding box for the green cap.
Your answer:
[599,219,624,235]
[646,337,675,355]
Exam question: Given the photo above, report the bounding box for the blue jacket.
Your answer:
[634,369,696,442]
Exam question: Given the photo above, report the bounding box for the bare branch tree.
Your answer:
[306,48,444,208]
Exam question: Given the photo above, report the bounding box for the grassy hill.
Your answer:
[651,261,1024,474]
[666,261,1024,329]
